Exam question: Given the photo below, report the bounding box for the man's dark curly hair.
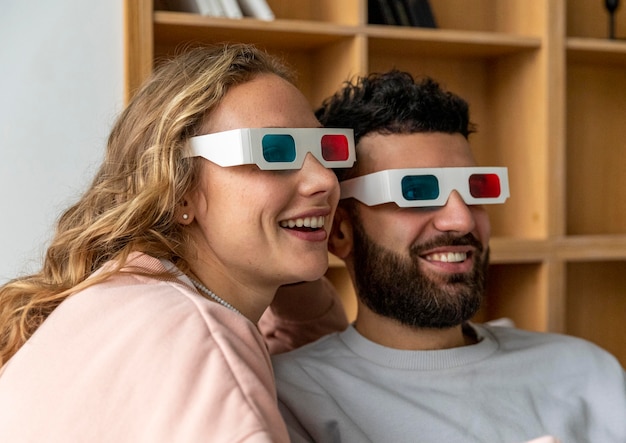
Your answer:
[315,70,476,180]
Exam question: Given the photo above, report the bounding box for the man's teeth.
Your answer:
[280,216,325,229]
[426,252,467,263]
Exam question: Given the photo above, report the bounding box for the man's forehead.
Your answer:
[356,132,476,175]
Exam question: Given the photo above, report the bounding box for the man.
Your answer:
[271,71,626,443]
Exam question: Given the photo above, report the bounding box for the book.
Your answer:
[388,0,412,26]
[201,0,226,16]
[368,0,397,25]
[218,0,244,18]
[403,0,437,28]
[237,0,275,20]
[162,0,224,16]
[154,0,170,10]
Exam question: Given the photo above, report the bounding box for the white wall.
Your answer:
[0,1,124,282]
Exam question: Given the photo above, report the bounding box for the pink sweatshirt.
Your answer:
[0,253,289,442]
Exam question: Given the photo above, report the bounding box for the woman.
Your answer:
[0,44,353,442]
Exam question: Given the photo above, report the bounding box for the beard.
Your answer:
[351,216,489,329]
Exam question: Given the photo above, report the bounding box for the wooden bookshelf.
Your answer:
[125,0,626,366]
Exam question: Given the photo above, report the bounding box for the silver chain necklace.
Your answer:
[189,278,242,316]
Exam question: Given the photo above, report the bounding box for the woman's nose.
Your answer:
[298,153,339,197]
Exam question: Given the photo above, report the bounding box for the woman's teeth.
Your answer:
[280,216,325,229]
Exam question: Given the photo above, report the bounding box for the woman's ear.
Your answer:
[328,206,353,259]
[176,198,194,225]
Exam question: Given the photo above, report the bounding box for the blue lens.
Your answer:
[401,175,439,200]
[262,134,296,163]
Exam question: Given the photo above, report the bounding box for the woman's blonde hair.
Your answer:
[0,43,295,366]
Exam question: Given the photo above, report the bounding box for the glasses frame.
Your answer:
[340,167,510,207]
[185,127,355,170]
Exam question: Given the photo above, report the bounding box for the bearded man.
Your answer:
[271,71,626,443]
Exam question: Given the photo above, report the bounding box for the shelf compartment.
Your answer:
[265,0,363,25]
[153,12,366,105]
[567,0,626,40]
[566,260,626,367]
[566,60,626,235]
[427,0,546,36]
[325,265,358,322]
[476,262,548,331]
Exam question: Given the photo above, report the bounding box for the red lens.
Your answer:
[469,173,501,198]
[321,134,349,161]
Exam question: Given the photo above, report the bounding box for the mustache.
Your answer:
[409,233,484,257]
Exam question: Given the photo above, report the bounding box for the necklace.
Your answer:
[189,278,242,316]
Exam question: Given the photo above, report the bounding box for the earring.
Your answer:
[182,214,189,220]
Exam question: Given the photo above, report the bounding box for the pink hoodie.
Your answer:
[0,253,288,442]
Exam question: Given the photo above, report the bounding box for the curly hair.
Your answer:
[0,43,295,366]
[315,70,476,181]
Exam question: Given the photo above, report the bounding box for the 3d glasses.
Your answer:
[186,128,355,170]
[340,167,509,207]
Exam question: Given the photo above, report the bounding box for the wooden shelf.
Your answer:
[489,235,626,263]
[567,37,626,65]
[154,13,542,58]
[489,238,552,264]
[154,12,360,50]
[556,235,626,261]
[126,0,626,367]
[366,27,540,58]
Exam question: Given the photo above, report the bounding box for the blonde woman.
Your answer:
[0,44,353,442]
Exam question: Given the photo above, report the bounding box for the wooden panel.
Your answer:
[489,238,553,263]
[566,62,626,235]
[266,0,362,25]
[366,27,540,58]
[428,0,496,32]
[493,0,550,35]
[284,37,366,107]
[566,261,626,367]
[486,50,549,239]
[124,0,154,102]
[568,38,626,65]
[153,12,358,52]
[479,263,548,331]
[555,235,626,260]
[567,0,626,39]
[427,0,544,35]
[545,260,566,332]
[325,266,358,322]
[543,0,567,238]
